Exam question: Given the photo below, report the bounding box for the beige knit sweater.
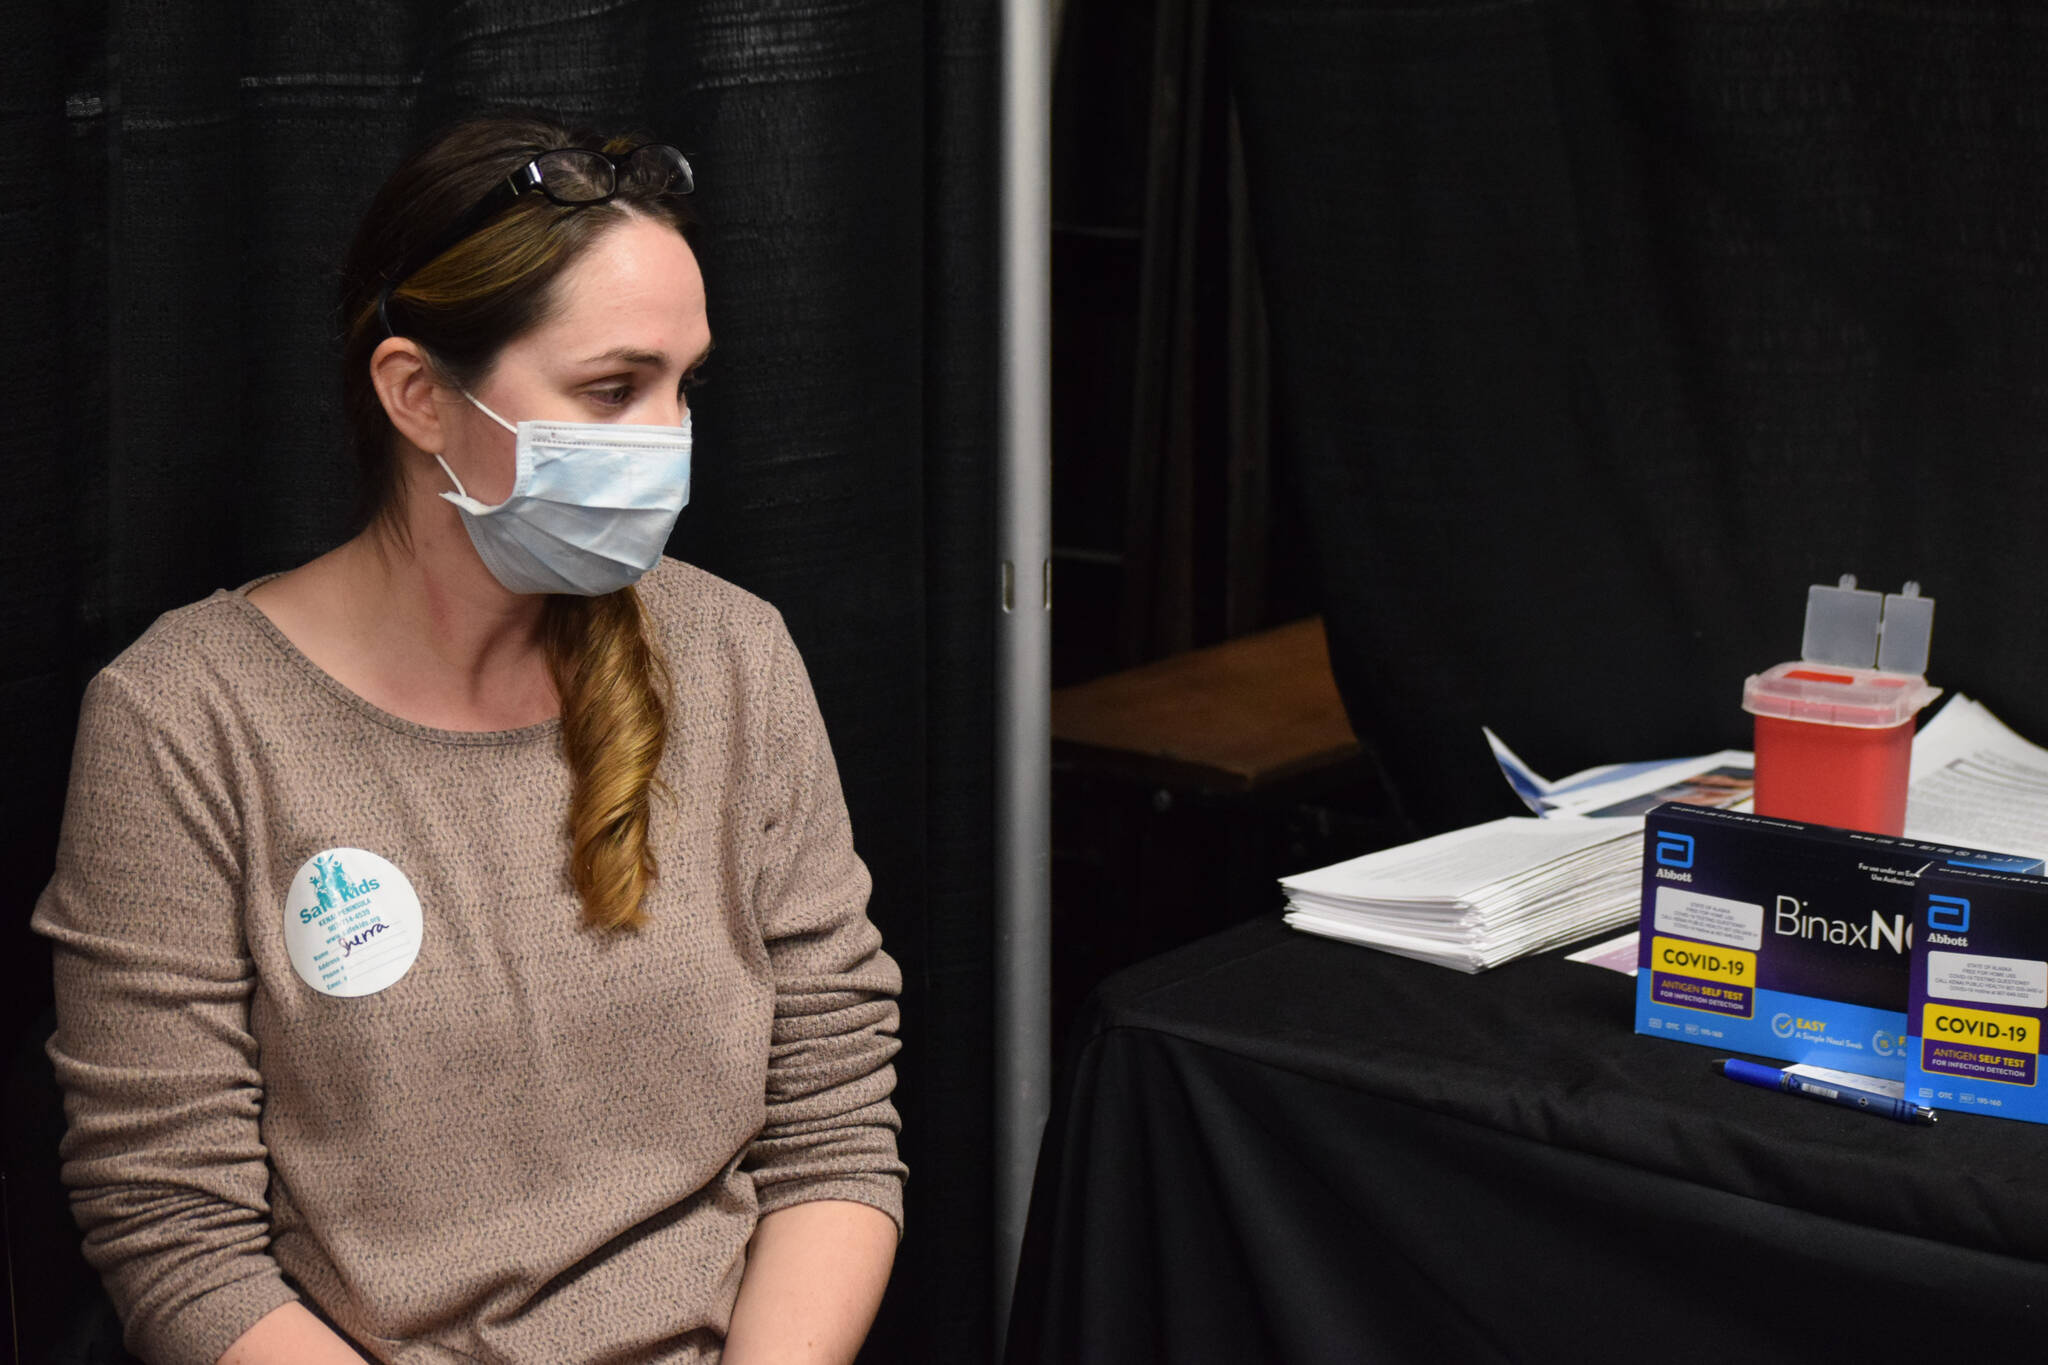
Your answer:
[33,559,904,1365]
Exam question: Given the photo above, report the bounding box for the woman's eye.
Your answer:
[591,384,633,407]
[680,366,707,394]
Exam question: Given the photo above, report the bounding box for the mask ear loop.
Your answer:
[435,454,472,500]
[376,282,516,496]
[437,390,521,502]
[460,389,520,434]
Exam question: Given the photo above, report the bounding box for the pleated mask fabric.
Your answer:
[437,393,692,596]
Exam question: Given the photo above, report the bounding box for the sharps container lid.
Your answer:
[1742,662,1941,729]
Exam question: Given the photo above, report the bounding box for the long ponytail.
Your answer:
[543,588,671,931]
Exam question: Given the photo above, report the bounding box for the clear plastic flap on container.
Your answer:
[1801,579,1884,668]
[1798,575,1936,674]
[1877,587,1935,675]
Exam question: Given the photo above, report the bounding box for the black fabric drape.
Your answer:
[1220,0,2048,833]
[1008,918,2048,1363]
[0,4,995,1361]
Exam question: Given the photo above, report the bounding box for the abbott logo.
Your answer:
[1654,832,1695,869]
[1927,894,1971,933]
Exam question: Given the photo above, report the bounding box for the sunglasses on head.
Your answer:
[378,143,695,337]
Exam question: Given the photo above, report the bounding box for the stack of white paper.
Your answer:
[1281,816,1645,972]
[1283,742,1758,972]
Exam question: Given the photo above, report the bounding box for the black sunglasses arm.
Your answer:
[383,165,537,309]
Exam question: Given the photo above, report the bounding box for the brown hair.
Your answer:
[338,113,694,932]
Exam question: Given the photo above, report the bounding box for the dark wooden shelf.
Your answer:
[1052,616,1359,794]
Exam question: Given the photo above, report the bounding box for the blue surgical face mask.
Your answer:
[435,392,692,596]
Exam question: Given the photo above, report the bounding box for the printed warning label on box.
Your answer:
[1653,886,1763,952]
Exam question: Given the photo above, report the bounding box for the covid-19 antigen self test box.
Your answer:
[1635,803,2041,1081]
[1906,866,2048,1124]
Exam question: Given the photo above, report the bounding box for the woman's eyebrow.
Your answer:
[574,340,715,369]
[575,346,671,368]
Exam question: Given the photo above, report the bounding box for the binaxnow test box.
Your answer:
[1634,803,2042,1081]
[1906,866,2048,1124]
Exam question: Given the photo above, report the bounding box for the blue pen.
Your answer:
[1713,1058,1938,1126]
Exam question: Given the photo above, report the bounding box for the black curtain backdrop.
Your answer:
[1221,0,2048,834]
[0,3,996,1361]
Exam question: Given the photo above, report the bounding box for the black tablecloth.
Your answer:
[1006,917,2048,1363]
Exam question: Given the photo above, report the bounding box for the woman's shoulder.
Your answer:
[636,558,826,734]
[96,587,290,700]
[637,556,795,655]
[63,587,303,773]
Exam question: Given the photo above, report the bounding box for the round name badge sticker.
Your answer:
[282,848,423,998]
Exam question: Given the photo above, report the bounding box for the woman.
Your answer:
[34,114,903,1364]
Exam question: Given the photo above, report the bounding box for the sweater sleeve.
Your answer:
[741,620,906,1234]
[32,666,299,1365]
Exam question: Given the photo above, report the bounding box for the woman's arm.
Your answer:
[36,666,303,1363]
[721,1201,898,1365]
[216,1304,367,1365]
[728,615,907,1358]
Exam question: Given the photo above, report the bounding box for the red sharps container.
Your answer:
[1741,577,1939,836]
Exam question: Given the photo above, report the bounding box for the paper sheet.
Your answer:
[1904,695,2048,861]
[1485,731,1754,820]
[1565,930,1640,976]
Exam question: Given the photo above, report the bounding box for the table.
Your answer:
[1006,917,2048,1363]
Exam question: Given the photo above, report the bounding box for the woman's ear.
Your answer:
[370,336,446,455]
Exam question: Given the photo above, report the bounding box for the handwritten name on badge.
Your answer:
[282,848,423,998]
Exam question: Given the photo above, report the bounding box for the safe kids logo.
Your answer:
[1927,894,1971,933]
[304,853,382,919]
[1655,833,1695,869]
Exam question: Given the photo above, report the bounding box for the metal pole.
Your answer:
[993,0,1052,1347]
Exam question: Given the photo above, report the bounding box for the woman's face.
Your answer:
[439,213,711,506]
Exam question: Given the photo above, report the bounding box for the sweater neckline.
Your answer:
[217,577,564,747]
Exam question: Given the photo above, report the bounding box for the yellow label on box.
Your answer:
[1649,936,1756,986]
[1922,1002,2040,1055]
